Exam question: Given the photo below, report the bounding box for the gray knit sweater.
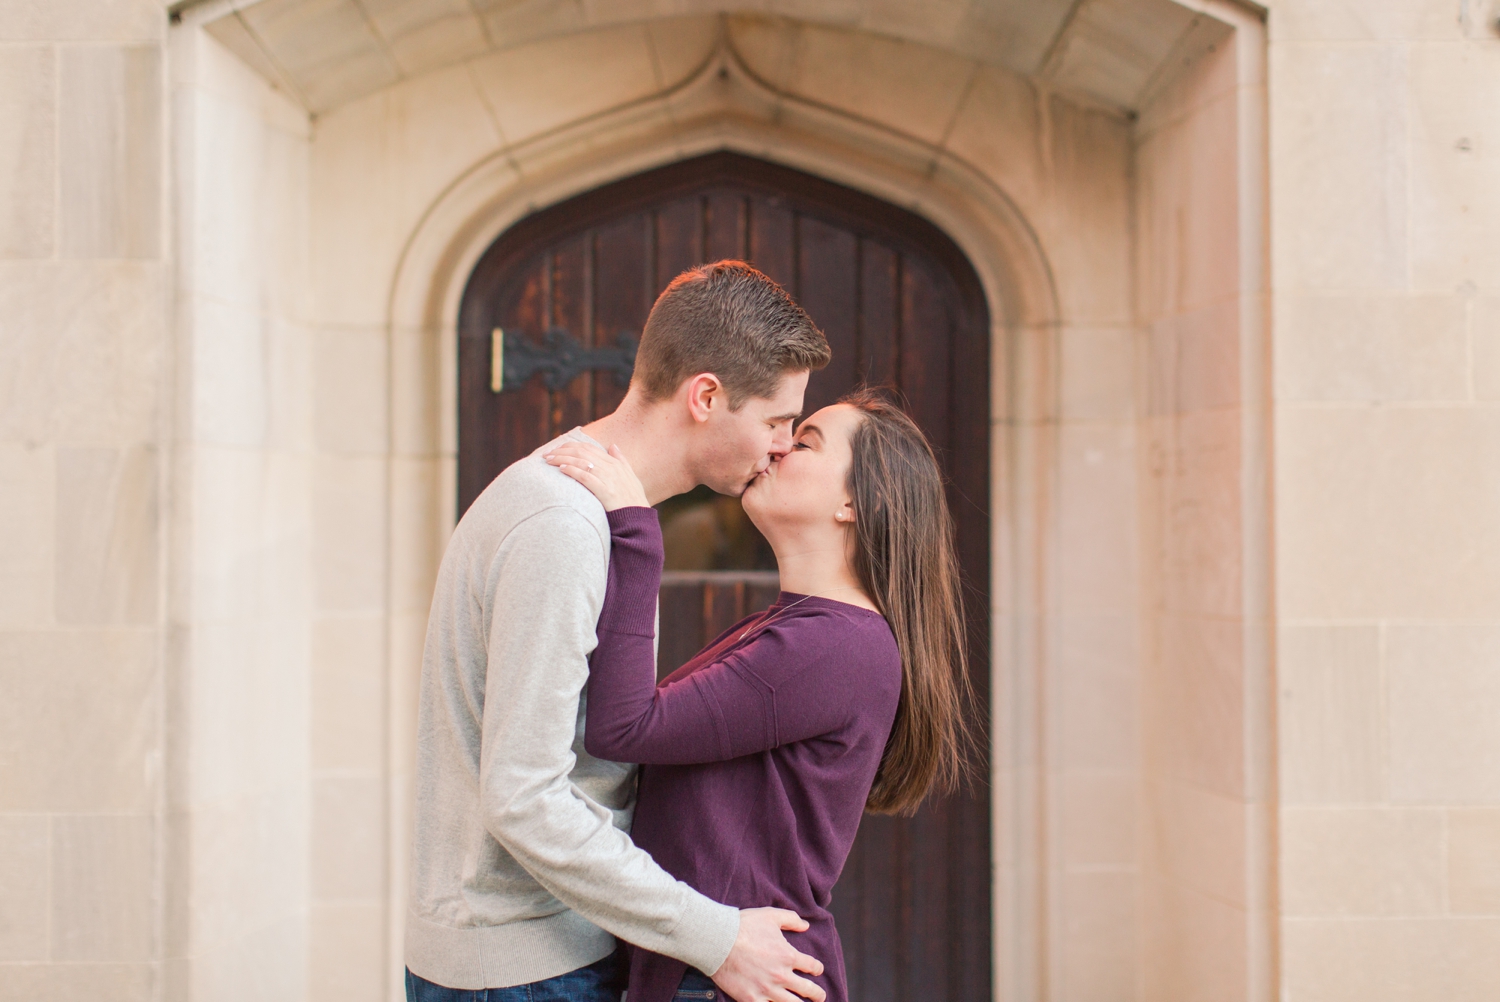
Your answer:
[404,430,741,989]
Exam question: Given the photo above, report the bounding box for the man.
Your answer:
[406,261,833,1002]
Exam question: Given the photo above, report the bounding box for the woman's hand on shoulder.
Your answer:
[543,442,649,511]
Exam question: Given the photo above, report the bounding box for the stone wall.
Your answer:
[0,4,319,995]
[1271,2,1500,998]
[0,1,169,996]
[1135,12,1274,999]
[166,24,314,1001]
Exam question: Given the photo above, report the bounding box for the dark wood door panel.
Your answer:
[458,152,992,1001]
[656,572,781,682]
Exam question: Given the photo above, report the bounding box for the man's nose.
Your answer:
[769,425,794,457]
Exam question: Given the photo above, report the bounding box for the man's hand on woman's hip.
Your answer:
[709,908,825,1002]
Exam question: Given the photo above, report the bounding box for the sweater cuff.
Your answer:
[604,505,658,532]
[674,892,741,977]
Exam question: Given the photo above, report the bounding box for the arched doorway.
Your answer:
[457,151,992,1001]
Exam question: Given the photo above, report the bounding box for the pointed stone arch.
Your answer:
[383,42,1065,1000]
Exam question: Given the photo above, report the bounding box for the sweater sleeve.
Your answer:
[586,507,878,765]
[476,506,739,976]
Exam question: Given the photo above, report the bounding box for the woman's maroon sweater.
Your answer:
[585,508,902,1002]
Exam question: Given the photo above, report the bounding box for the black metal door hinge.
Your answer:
[490,327,638,393]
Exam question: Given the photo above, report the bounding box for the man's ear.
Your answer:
[684,373,723,424]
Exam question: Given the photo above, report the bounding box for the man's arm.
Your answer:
[477,505,740,972]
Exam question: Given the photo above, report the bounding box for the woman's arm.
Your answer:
[582,506,682,761]
[586,508,883,765]
[586,506,743,764]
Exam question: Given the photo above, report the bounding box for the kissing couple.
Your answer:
[405,261,973,1002]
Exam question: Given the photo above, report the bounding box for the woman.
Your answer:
[544,389,971,1002]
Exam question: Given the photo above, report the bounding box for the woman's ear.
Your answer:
[834,501,857,524]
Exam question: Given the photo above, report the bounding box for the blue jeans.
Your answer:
[406,953,623,1002]
[672,968,719,1001]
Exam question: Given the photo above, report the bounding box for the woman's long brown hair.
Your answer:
[841,388,974,816]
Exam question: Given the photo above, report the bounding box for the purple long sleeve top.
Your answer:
[586,508,902,1002]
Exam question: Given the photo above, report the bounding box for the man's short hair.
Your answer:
[633,261,830,408]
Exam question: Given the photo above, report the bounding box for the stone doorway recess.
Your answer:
[456,151,993,1001]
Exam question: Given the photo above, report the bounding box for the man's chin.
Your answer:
[705,468,765,498]
[741,470,771,495]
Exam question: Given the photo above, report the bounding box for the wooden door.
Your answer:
[458,152,991,1001]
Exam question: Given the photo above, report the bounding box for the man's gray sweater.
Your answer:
[405,430,740,989]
